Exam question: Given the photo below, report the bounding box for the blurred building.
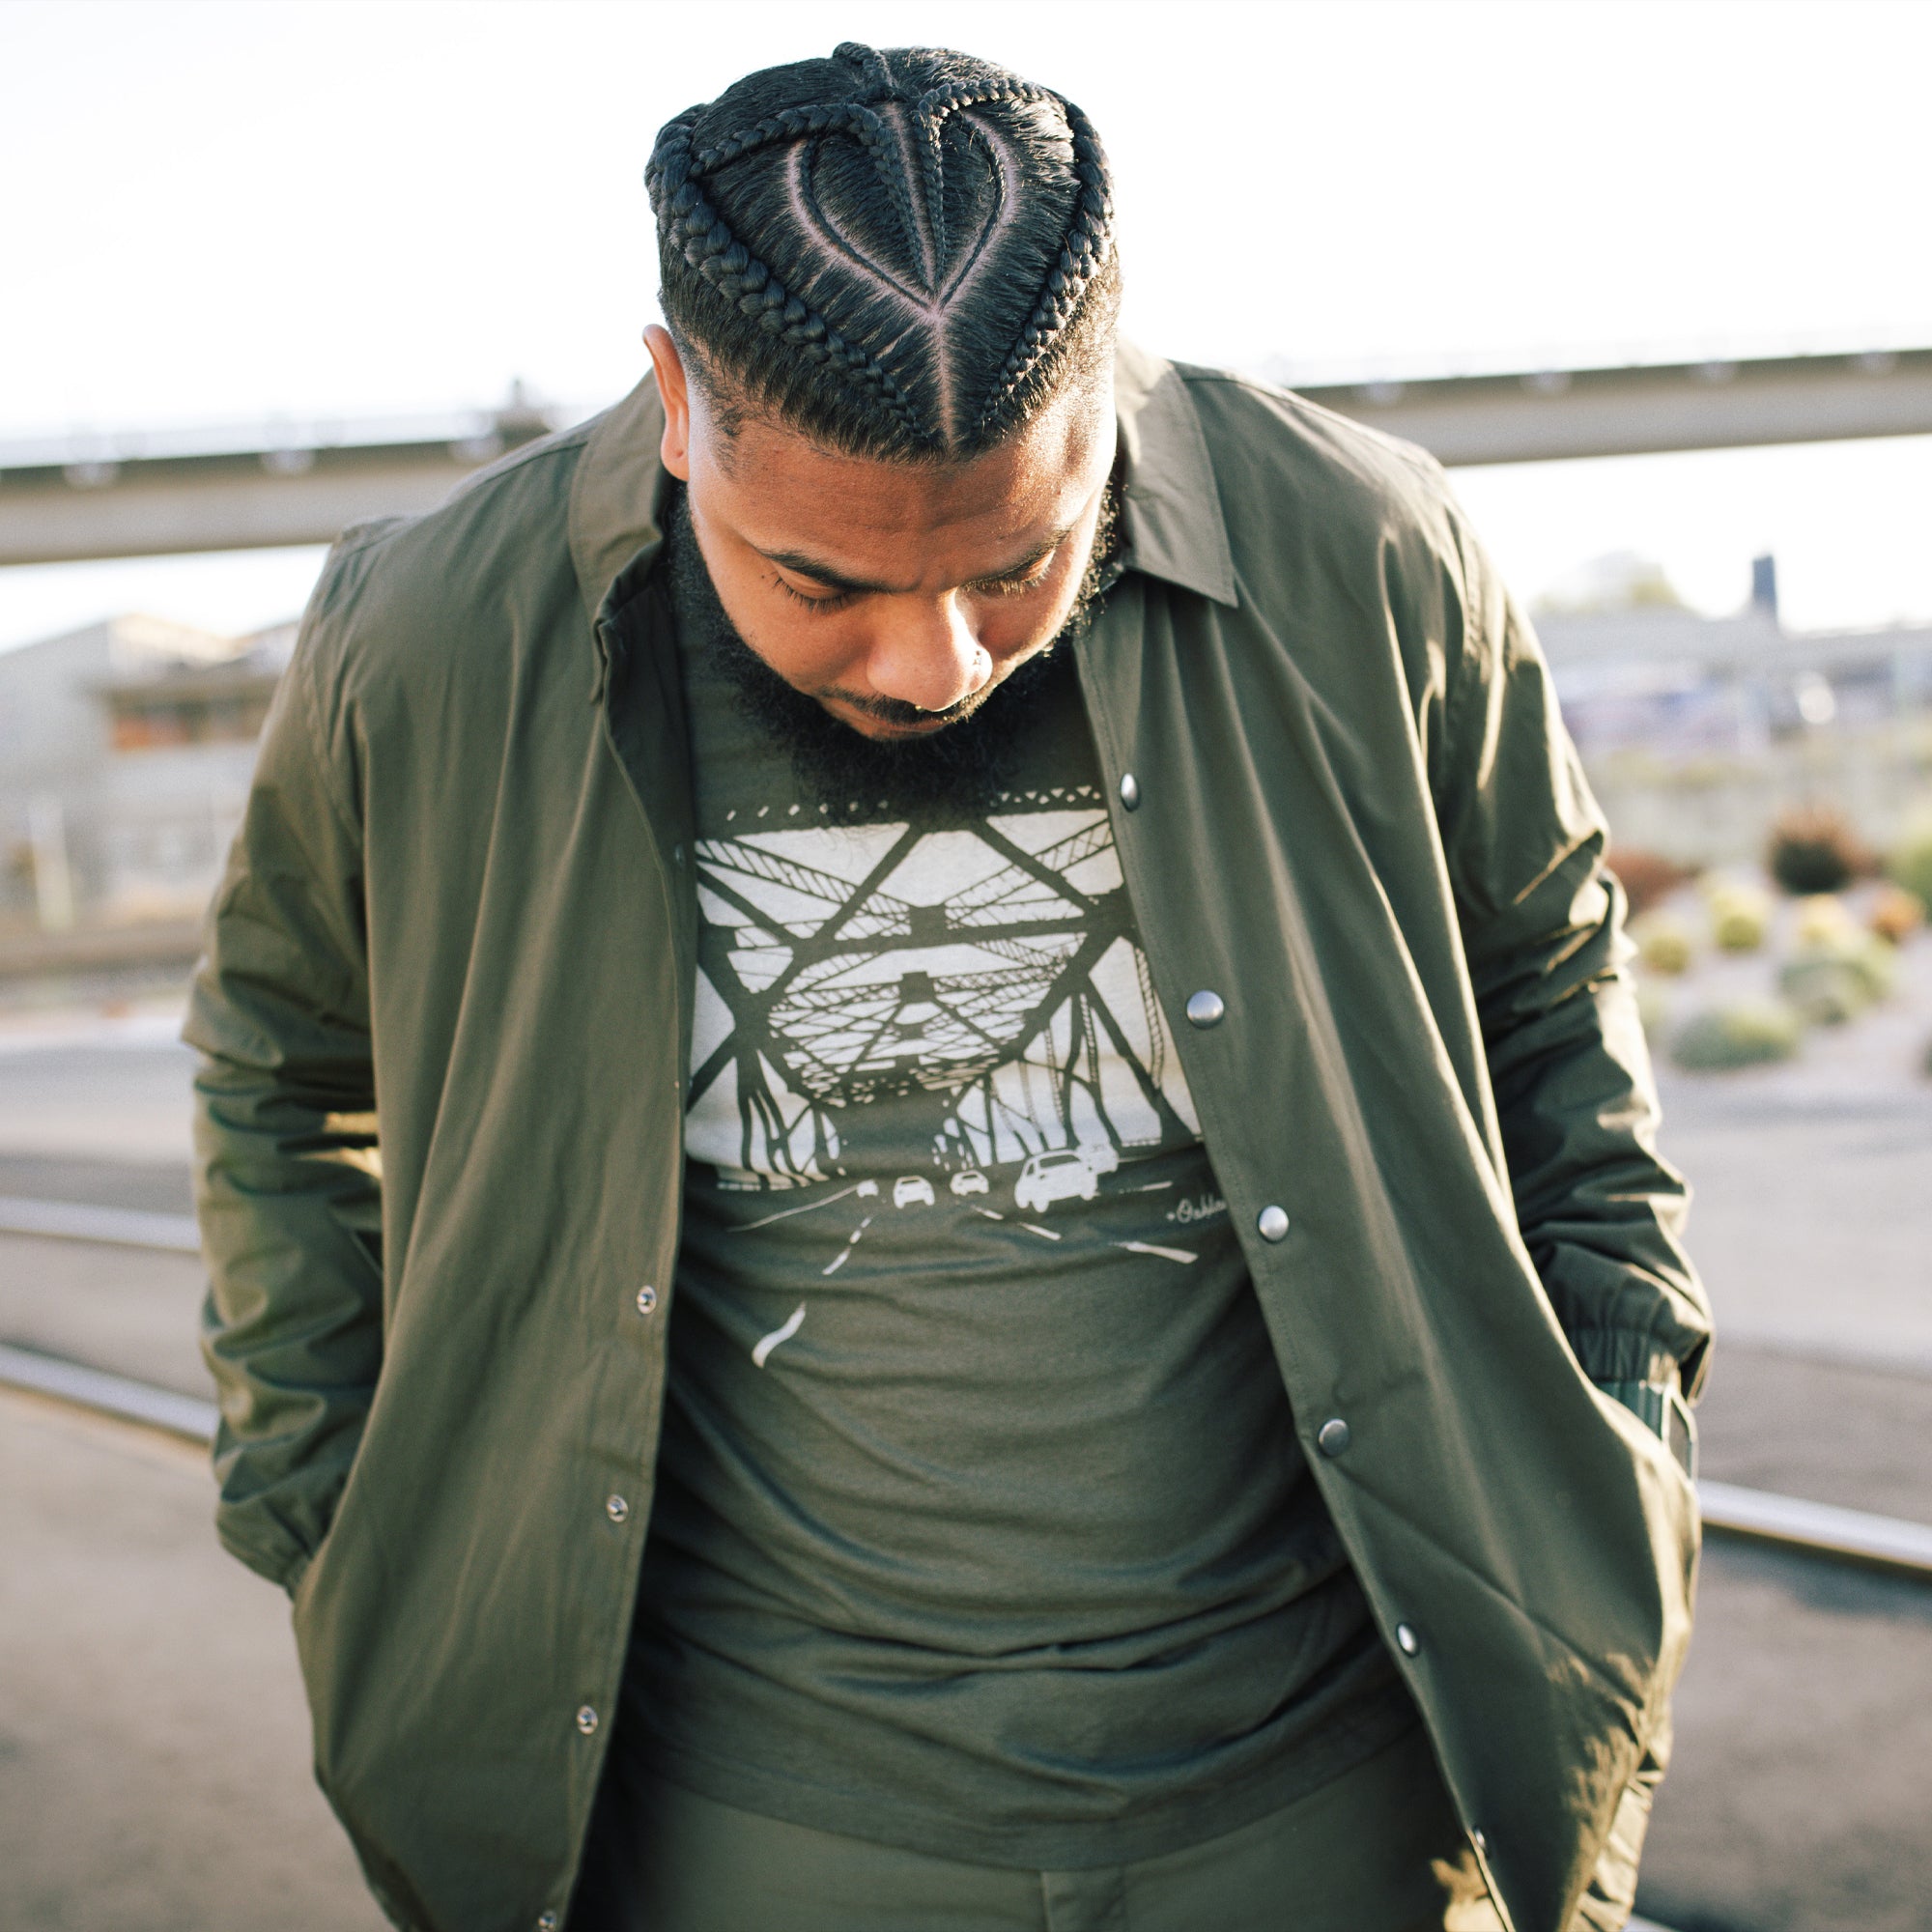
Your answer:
[1536,556,1932,863]
[1539,605,1932,759]
[0,614,293,930]
[6,565,1932,923]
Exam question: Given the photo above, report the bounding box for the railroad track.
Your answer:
[7,1201,1925,1932]
[5,1356,1930,1585]
[8,1194,1932,1589]
[0,1193,202,1253]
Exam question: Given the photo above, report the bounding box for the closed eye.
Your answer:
[770,574,858,613]
[773,565,1048,609]
[966,545,1062,597]
[970,562,1055,597]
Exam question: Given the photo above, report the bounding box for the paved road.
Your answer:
[1638,1544,1932,1932]
[0,1391,384,1932]
[1659,1082,1932,1373]
[2,1016,1930,1929]
[0,1032,198,1166]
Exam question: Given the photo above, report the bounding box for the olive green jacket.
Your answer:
[189,343,1710,1932]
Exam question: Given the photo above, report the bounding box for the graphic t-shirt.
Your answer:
[623,587,1410,1868]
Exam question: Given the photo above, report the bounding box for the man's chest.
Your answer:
[679,646,1217,1249]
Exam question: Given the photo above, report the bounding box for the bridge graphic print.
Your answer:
[684,786,1203,1194]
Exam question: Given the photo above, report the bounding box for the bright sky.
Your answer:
[4,0,1930,649]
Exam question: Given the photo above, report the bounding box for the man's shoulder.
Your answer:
[1174,361,1463,558]
[298,413,604,703]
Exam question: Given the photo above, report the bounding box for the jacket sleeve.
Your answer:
[1433,509,1712,1406]
[184,557,384,1594]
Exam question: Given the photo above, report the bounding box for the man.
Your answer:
[191,42,1709,1932]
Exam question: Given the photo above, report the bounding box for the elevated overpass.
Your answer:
[4,346,1931,567]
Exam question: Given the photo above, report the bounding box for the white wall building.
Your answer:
[0,614,291,928]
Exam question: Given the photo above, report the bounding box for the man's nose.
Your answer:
[863,595,990,715]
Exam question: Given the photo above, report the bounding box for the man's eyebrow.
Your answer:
[755,549,907,596]
[755,520,1081,597]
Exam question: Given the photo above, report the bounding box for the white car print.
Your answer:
[1014,1149,1100,1212]
[893,1175,936,1208]
[949,1170,990,1197]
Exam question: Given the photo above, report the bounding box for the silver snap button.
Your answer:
[1257,1205,1290,1242]
[1119,772,1140,810]
[1184,989,1225,1029]
[671,843,685,867]
[537,1914,559,1931]
[1317,1417,1351,1458]
[606,1494,630,1524]
[636,1285,658,1316]
[576,1705,599,1736]
[1471,1828,1488,1857]
[1396,1622,1420,1656]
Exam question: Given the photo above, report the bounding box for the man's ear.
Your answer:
[644,325,691,480]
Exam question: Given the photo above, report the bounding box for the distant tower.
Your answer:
[1750,554,1779,625]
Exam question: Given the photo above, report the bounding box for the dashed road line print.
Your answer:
[752,1303,807,1367]
[732,1182,877,1233]
[822,1214,875,1277]
[1114,1239,1197,1264]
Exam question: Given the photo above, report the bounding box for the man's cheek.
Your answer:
[744,618,865,697]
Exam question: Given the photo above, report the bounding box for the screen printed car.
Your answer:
[1014,1149,1101,1212]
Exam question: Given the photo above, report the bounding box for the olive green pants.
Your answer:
[573,1724,1502,1931]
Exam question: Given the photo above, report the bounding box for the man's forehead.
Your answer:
[691,376,1117,576]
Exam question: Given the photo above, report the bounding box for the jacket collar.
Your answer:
[1110,339,1237,607]
[566,339,1237,625]
[568,378,673,626]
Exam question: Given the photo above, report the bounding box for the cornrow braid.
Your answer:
[648,109,927,444]
[901,75,1069,292]
[974,97,1115,441]
[645,43,1121,462]
[834,40,895,100]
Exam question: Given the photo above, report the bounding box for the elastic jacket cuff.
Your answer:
[1594,1375,1697,1479]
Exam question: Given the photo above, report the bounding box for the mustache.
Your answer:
[820,686,993,728]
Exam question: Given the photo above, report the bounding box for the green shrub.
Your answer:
[1795,894,1859,948]
[1777,936,1895,1024]
[1634,980,1672,1040]
[1778,958,1867,1025]
[1670,1002,1803,1070]
[1632,912,1694,976]
[1706,882,1771,953]
[1840,933,1895,1001]
[1768,804,1872,896]
[1888,821,1932,917]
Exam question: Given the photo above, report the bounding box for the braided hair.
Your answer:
[645,43,1120,462]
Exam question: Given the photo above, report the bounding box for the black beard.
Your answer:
[661,481,1117,823]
